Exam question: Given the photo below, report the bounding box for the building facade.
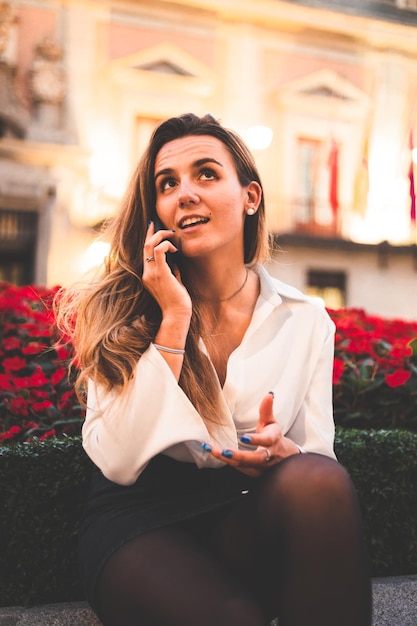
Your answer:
[1,0,417,318]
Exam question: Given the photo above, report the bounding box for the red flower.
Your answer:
[16,368,49,390]
[390,345,413,360]
[31,389,49,399]
[32,400,54,412]
[54,344,71,360]
[39,428,56,441]
[51,368,67,385]
[385,369,411,388]
[2,337,20,351]
[22,343,46,355]
[0,374,14,391]
[3,356,26,371]
[9,396,29,416]
[20,323,51,338]
[333,358,345,385]
[59,390,76,410]
[0,425,22,441]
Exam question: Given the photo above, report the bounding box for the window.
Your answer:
[294,137,338,235]
[306,269,346,309]
[0,210,38,284]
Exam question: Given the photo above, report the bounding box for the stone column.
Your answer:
[219,23,264,135]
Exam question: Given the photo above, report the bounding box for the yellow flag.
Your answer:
[352,134,369,217]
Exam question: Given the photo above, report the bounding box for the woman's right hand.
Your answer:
[142,221,192,319]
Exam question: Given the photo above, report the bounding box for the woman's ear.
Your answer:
[244,181,262,214]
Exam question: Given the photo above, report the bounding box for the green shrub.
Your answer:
[335,427,417,576]
[0,429,416,607]
[0,437,93,606]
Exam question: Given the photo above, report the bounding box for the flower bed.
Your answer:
[0,283,84,444]
[1,282,417,444]
[331,308,417,431]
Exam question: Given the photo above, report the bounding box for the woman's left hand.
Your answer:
[203,392,300,477]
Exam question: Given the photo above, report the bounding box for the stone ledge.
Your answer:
[0,576,416,625]
[0,602,101,626]
[372,575,417,626]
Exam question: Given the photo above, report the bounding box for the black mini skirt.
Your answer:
[78,454,258,612]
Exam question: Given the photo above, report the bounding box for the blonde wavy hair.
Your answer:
[56,113,270,430]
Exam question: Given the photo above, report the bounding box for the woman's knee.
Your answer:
[294,453,353,491]
[260,453,358,520]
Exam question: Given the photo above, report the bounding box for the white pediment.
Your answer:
[277,69,369,120]
[279,69,368,104]
[109,42,215,82]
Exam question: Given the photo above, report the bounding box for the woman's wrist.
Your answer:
[153,343,185,355]
[283,436,304,457]
[154,315,190,353]
[295,444,306,454]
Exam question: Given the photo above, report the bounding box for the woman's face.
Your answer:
[153,134,260,262]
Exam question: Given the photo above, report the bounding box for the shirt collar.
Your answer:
[257,264,312,306]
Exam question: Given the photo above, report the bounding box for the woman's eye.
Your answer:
[200,168,217,181]
[160,178,176,192]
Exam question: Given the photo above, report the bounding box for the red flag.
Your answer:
[328,138,339,219]
[409,132,416,224]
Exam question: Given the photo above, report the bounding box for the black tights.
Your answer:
[95,454,372,626]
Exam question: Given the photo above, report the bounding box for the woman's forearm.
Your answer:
[153,313,191,380]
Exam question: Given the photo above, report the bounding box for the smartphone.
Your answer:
[151,211,176,272]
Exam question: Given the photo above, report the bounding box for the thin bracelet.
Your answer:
[152,343,185,355]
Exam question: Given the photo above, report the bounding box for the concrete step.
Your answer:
[0,576,416,625]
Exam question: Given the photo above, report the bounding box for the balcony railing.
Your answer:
[290,199,340,237]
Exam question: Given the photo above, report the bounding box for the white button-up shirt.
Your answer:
[83,266,336,485]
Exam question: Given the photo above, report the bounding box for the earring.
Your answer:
[247,207,256,215]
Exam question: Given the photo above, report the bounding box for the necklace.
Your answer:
[195,268,250,303]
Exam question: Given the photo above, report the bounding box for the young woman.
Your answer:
[58,113,372,626]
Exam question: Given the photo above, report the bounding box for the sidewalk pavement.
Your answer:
[0,575,415,625]
[372,575,417,626]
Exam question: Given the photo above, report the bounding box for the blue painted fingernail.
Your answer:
[201,442,212,452]
[221,449,233,459]
[240,435,252,444]
[147,220,152,227]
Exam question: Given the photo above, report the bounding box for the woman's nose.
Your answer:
[178,180,200,207]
